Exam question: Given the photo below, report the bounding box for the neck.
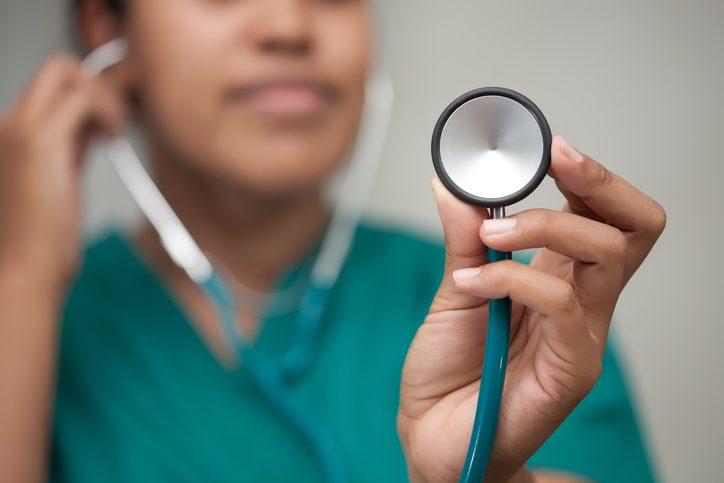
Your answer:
[139,150,329,293]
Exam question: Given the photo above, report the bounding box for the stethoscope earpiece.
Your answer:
[432,87,551,208]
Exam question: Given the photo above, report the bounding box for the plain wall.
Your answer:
[1,1,722,481]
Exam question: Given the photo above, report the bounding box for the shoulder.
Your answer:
[64,230,142,313]
[56,232,130,391]
[61,229,155,352]
[64,231,125,314]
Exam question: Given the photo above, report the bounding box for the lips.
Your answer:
[225,80,338,117]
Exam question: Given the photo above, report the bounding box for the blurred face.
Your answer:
[119,0,372,196]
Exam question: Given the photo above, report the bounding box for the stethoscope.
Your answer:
[83,39,551,483]
[432,87,552,482]
[82,39,393,483]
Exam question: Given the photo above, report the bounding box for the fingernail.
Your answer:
[559,137,584,163]
[483,218,517,235]
[453,267,481,283]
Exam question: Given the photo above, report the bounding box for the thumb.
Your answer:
[430,176,490,313]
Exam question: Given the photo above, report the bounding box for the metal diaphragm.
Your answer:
[432,87,552,207]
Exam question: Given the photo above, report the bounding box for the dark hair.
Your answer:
[70,0,125,53]
[73,0,124,14]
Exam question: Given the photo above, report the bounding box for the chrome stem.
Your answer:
[491,206,506,219]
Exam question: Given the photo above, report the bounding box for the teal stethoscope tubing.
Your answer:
[202,273,348,483]
[459,247,512,483]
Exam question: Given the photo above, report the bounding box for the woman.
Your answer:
[0,0,665,481]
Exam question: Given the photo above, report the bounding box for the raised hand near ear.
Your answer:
[0,55,125,483]
[0,55,126,287]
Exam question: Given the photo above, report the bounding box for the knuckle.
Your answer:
[514,209,551,237]
[0,121,33,157]
[45,54,80,76]
[594,162,614,189]
[589,357,603,385]
[591,356,603,380]
[647,200,667,235]
[516,209,549,239]
[580,357,603,393]
[554,283,578,313]
[608,228,628,259]
[486,260,517,289]
[78,81,99,104]
[539,209,556,232]
[67,84,96,112]
[500,259,519,282]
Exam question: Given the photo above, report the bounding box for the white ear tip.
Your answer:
[81,38,129,76]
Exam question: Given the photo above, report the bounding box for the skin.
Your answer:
[0,0,665,481]
[399,139,666,482]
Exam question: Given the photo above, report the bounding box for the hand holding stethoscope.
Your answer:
[398,90,666,482]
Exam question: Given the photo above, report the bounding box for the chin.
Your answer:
[207,152,340,197]
[215,136,345,186]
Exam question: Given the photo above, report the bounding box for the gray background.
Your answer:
[1,1,722,481]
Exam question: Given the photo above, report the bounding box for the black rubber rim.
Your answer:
[431,87,552,208]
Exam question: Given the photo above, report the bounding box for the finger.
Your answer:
[556,181,605,224]
[479,209,626,320]
[452,260,602,363]
[549,135,667,240]
[479,208,627,267]
[12,56,84,126]
[429,176,490,313]
[46,76,126,142]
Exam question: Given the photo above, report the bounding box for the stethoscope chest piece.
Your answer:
[432,87,552,208]
[431,87,552,483]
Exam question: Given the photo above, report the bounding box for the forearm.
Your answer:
[0,263,64,483]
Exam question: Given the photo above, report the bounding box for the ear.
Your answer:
[75,0,138,105]
[75,0,123,53]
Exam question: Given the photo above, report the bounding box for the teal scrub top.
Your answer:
[52,223,655,482]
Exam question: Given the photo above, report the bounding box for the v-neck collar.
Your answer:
[101,229,321,375]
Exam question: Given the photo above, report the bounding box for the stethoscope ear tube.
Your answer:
[201,273,349,483]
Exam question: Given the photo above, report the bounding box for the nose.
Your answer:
[252,0,313,57]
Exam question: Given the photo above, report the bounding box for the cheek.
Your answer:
[128,3,227,162]
[126,3,371,194]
